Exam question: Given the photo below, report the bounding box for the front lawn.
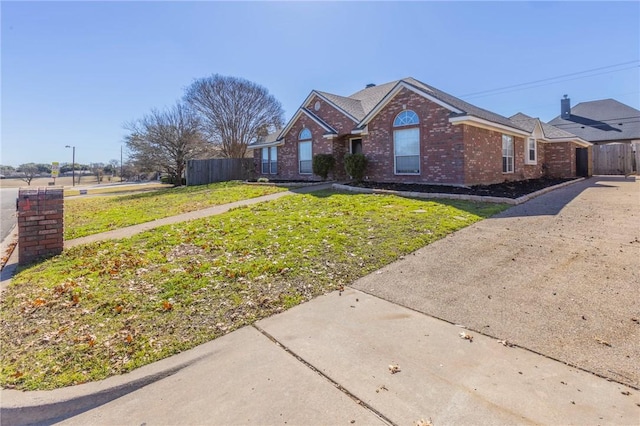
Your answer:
[64,181,288,239]
[1,191,508,390]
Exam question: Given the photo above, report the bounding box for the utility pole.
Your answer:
[120,145,124,182]
[65,145,76,186]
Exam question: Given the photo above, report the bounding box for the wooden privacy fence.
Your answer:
[186,158,255,185]
[592,143,637,175]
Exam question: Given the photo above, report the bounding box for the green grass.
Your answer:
[63,181,288,239]
[1,191,508,390]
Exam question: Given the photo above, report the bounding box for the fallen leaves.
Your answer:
[497,339,514,347]
[32,298,47,307]
[415,419,434,426]
[459,331,473,342]
[388,364,401,374]
[595,337,612,347]
[375,384,388,393]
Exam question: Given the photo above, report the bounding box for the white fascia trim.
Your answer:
[351,125,369,135]
[449,116,530,137]
[358,81,464,127]
[302,109,337,134]
[247,140,284,150]
[323,133,337,140]
[278,108,306,140]
[277,108,336,140]
[313,91,359,123]
[543,137,592,147]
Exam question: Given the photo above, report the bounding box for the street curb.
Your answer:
[332,177,585,205]
[0,224,18,270]
[0,225,19,293]
[0,333,225,425]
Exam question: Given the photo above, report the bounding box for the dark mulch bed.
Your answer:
[348,177,578,199]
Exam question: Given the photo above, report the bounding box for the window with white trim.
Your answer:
[393,110,419,126]
[525,137,537,165]
[299,128,312,141]
[261,148,269,174]
[502,134,514,173]
[269,147,277,174]
[299,128,312,174]
[393,110,420,174]
[261,147,278,174]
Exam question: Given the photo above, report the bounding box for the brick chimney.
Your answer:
[561,95,571,119]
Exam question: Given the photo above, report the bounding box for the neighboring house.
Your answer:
[548,97,640,175]
[548,97,640,146]
[249,77,591,185]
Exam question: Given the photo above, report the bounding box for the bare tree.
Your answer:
[185,74,284,159]
[124,102,208,185]
[17,163,39,185]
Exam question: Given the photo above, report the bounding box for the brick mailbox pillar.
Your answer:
[17,187,64,265]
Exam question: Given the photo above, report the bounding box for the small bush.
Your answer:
[257,177,269,183]
[312,154,335,180]
[344,153,367,181]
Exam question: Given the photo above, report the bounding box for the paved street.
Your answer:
[0,188,18,242]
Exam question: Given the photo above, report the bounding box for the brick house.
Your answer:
[249,77,591,185]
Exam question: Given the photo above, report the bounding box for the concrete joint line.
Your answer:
[252,323,397,426]
[353,287,640,392]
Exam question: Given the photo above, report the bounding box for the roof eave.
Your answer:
[247,139,285,150]
[449,116,530,137]
[542,137,592,147]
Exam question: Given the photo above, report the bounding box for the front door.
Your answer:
[576,148,588,177]
[350,138,363,154]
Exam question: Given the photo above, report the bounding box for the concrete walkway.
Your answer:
[1,177,639,425]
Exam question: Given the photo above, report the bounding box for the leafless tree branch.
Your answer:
[184,74,284,158]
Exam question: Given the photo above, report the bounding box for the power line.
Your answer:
[459,60,640,99]
[463,66,639,100]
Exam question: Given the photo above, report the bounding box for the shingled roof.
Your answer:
[327,77,525,132]
[548,99,640,143]
[510,112,581,140]
[254,77,531,146]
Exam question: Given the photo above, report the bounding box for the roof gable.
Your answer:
[510,112,591,146]
[276,107,337,141]
[356,80,465,128]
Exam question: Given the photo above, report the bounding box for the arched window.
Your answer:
[298,128,312,174]
[393,110,419,127]
[393,111,420,174]
[299,128,312,140]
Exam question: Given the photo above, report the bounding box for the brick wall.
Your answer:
[462,126,543,185]
[17,187,64,265]
[363,89,465,184]
[544,142,577,178]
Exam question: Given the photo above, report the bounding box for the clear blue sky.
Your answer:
[2,1,639,167]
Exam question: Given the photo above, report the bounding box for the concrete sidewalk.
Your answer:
[2,177,639,425]
[65,183,334,248]
[3,288,638,425]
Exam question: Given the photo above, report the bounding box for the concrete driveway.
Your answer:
[354,176,640,388]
